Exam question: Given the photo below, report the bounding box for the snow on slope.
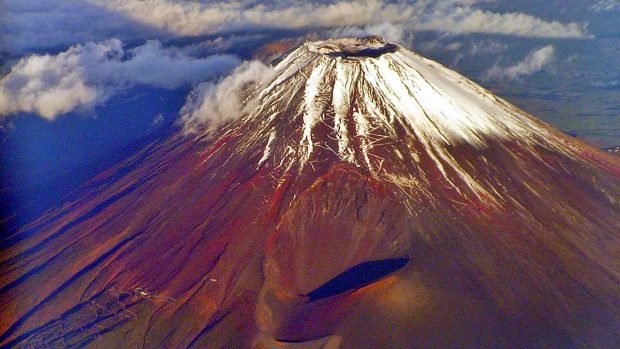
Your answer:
[239,36,576,206]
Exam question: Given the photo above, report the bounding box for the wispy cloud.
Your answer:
[180,60,272,133]
[326,22,411,46]
[590,0,620,11]
[3,0,591,55]
[2,0,157,54]
[469,40,508,56]
[96,0,591,39]
[93,0,414,37]
[0,39,240,119]
[484,45,556,81]
[412,2,590,38]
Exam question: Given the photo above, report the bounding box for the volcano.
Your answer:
[1,37,619,348]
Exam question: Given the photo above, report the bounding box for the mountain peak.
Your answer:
[2,37,619,348]
[240,37,573,206]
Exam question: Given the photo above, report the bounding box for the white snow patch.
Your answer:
[258,131,276,167]
[300,58,331,166]
[332,59,357,162]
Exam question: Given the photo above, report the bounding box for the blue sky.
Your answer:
[1,0,619,220]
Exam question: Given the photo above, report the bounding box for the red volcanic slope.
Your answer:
[1,37,620,348]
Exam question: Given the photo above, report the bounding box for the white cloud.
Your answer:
[95,0,590,39]
[445,42,464,51]
[152,113,165,126]
[469,40,508,56]
[590,0,620,11]
[93,0,414,37]
[0,39,241,120]
[3,0,591,54]
[412,3,590,38]
[484,45,556,80]
[180,60,272,133]
[2,0,155,54]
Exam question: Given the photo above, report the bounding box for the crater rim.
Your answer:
[307,36,398,59]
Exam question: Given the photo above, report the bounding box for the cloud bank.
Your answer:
[412,3,590,38]
[3,0,590,54]
[0,40,240,120]
[92,0,413,37]
[96,0,591,39]
[484,45,556,81]
[2,0,157,54]
[180,60,272,132]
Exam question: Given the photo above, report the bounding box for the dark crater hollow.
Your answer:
[325,43,398,58]
[304,257,409,302]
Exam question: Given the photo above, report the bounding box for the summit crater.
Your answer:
[306,36,399,58]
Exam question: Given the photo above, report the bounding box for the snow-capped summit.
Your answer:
[236,37,584,210]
